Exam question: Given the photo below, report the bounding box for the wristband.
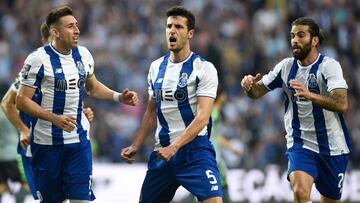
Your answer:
[113,92,122,102]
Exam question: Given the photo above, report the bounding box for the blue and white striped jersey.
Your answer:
[148,52,218,149]
[20,44,92,145]
[261,54,351,155]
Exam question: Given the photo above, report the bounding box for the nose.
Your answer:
[74,25,80,34]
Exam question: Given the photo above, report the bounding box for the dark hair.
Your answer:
[291,17,324,44]
[166,6,195,30]
[46,6,73,27]
[40,22,50,39]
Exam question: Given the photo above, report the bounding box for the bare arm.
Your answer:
[121,99,157,163]
[291,80,348,113]
[1,88,31,148]
[16,85,76,132]
[86,74,139,105]
[1,88,28,133]
[241,73,269,99]
[156,96,214,161]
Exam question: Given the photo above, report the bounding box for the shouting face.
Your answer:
[166,16,193,53]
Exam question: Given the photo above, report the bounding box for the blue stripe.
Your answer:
[44,45,65,145]
[268,70,282,90]
[308,55,330,155]
[30,65,44,146]
[206,117,212,138]
[337,113,352,153]
[287,59,302,148]
[154,54,170,147]
[72,47,87,143]
[177,54,196,127]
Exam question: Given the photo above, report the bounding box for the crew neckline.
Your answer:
[297,53,321,68]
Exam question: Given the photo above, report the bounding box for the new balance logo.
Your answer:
[211,185,218,191]
[55,68,63,74]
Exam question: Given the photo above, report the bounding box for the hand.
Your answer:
[290,80,312,100]
[83,107,94,122]
[241,73,262,92]
[156,144,178,161]
[19,128,30,149]
[53,115,77,133]
[121,145,138,164]
[120,89,139,106]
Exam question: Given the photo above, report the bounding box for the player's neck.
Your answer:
[299,49,319,66]
[170,47,191,63]
[51,41,72,55]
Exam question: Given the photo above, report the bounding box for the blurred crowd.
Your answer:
[0,0,359,169]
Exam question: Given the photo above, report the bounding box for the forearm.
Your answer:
[132,109,156,148]
[246,82,268,99]
[16,95,56,123]
[87,81,116,101]
[1,101,28,132]
[308,91,348,113]
[171,115,209,149]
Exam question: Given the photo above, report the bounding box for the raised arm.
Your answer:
[156,96,214,161]
[241,73,269,99]
[85,74,139,106]
[121,99,157,163]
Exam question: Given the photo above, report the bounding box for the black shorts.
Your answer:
[0,160,23,183]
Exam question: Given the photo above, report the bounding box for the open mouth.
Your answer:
[169,36,176,43]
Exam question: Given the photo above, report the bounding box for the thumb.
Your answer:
[254,73,262,82]
[122,88,129,94]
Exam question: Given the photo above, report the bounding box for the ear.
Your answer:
[50,27,60,38]
[312,36,319,47]
[188,29,194,39]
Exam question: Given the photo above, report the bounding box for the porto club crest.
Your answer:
[307,73,319,93]
[178,72,188,88]
[76,61,86,76]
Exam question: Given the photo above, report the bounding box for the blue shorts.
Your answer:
[21,154,37,199]
[286,148,348,200]
[140,136,223,203]
[31,141,95,203]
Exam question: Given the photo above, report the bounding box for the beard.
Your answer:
[292,41,312,60]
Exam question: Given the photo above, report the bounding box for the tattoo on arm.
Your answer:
[315,88,348,112]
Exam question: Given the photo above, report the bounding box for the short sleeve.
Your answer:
[196,61,218,98]
[10,74,21,93]
[321,58,348,92]
[80,47,94,76]
[147,67,154,100]
[261,59,288,90]
[20,52,43,89]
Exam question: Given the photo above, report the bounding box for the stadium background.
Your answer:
[0,0,359,202]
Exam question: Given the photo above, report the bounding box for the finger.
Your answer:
[122,88,129,95]
[254,73,262,82]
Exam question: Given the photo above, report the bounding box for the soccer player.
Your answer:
[241,17,351,203]
[16,6,138,203]
[121,6,223,203]
[0,22,94,202]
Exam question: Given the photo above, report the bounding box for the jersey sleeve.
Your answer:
[196,61,218,98]
[147,66,155,100]
[321,58,348,92]
[10,73,21,93]
[261,59,287,90]
[81,47,95,76]
[20,52,43,89]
